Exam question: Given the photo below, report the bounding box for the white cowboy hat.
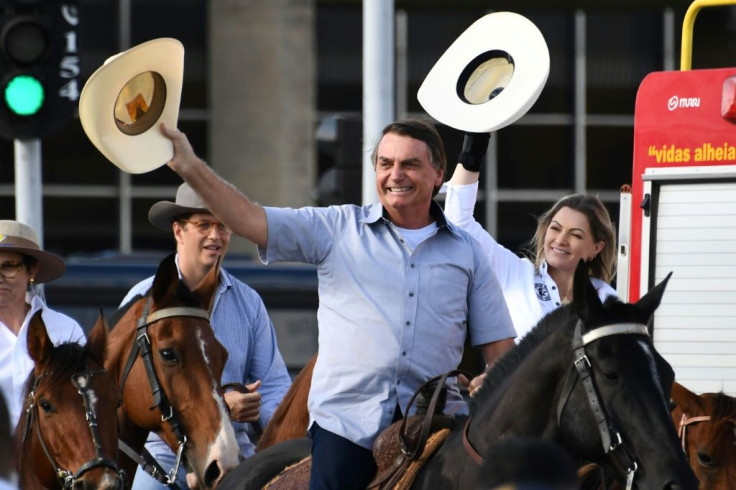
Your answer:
[79,38,184,174]
[417,12,550,133]
[148,182,209,231]
[0,220,65,283]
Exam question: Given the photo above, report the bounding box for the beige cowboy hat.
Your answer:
[0,220,65,283]
[417,12,550,132]
[79,38,184,174]
[148,183,209,231]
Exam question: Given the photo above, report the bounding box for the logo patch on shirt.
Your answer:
[535,283,551,301]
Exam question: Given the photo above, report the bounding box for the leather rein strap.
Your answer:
[557,321,648,490]
[678,413,711,454]
[118,295,210,489]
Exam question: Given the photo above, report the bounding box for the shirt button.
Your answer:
[406,321,411,326]
[397,380,401,385]
[555,302,560,306]
[551,285,557,290]
[409,292,414,297]
[402,351,407,356]
[410,264,415,268]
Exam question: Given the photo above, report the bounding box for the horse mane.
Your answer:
[470,304,577,412]
[708,392,736,420]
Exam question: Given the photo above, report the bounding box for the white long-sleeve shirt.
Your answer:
[442,180,616,339]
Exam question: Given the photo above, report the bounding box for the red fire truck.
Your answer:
[617,0,736,395]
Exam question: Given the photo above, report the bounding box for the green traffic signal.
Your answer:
[4,74,45,116]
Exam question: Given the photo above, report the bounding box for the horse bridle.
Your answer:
[23,366,120,488]
[677,413,711,455]
[118,294,210,488]
[557,320,650,490]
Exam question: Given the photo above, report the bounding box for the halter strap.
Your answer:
[118,295,208,489]
[678,413,711,453]
[557,320,649,490]
[24,365,120,488]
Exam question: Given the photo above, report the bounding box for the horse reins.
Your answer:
[118,294,210,489]
[23,366,120,488]
[556,320,649,490]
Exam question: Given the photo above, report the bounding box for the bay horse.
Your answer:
[105,253,240,488]
[15,310,123,489]
[671,382,736,489]
[220,261,698,489]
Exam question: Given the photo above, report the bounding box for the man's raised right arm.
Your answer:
[161,123,269,247]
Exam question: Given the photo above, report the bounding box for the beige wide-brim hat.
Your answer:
[0,220,65,283]
[417,12,550,133]
[148,183,209,231]
[79,38,184,174]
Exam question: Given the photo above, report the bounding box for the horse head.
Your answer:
[671,382,736,490]
[17,310,122,489]
[558,261,697,489]
[107,253,239,488]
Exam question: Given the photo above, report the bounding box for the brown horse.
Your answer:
[671,382,736,490]
[15,310,123,489]
[105,253,240,488]
[256,353,315,451]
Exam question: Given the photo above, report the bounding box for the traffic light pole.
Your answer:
[14,138,44,246]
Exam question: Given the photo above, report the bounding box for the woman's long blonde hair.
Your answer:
[530,194,617,283]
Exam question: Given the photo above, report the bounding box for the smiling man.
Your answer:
[120,183,292,489]
[162,119,516,489]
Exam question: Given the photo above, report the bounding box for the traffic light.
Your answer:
[0,0,80,140]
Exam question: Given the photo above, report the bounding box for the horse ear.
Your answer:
[26,310,53,366]
[670,381,699,415]
[150,253,180,304]
[87,308,109,364]
[572,259,602,324]
[192,255,220,311]
[634,271,672,324]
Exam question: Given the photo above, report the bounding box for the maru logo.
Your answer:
[668,95,701,111]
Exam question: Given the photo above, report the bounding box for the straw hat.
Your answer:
[0,221,65,283]
[79,38,184,174]
[148,183,209,231]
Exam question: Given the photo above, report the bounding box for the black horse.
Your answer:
[221,261,698,489]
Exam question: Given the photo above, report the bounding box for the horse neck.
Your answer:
[467,329,571,453]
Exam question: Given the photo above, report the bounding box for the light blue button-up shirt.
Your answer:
[260,201,515,448]
[121,260,292,458]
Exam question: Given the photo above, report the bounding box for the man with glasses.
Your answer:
[120,183,292,489]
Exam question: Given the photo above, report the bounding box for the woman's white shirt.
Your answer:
[442,180,616,340]
[0,293,85,429]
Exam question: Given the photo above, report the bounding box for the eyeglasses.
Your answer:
[0,261,25,279]
[181,219,230,235]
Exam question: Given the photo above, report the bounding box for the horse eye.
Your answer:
[601,371,619,382]
[39,400,54,413]
[159,349,179,364]
[697,451,716,468]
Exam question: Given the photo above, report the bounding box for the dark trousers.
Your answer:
[308,422,377,490]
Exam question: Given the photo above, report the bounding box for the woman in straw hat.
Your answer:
[0,220,85,430]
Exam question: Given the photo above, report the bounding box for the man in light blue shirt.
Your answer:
[162,119,516,489]
[122,183,292,489]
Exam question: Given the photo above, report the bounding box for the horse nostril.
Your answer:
[203,461,222,488]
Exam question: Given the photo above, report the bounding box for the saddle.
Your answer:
[264,371,466,490]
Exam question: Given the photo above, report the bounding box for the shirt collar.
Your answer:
[361,200,454,233]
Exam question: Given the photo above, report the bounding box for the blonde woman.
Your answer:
[444,133,617,340]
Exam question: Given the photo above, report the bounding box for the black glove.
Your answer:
[457,132,491,173]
